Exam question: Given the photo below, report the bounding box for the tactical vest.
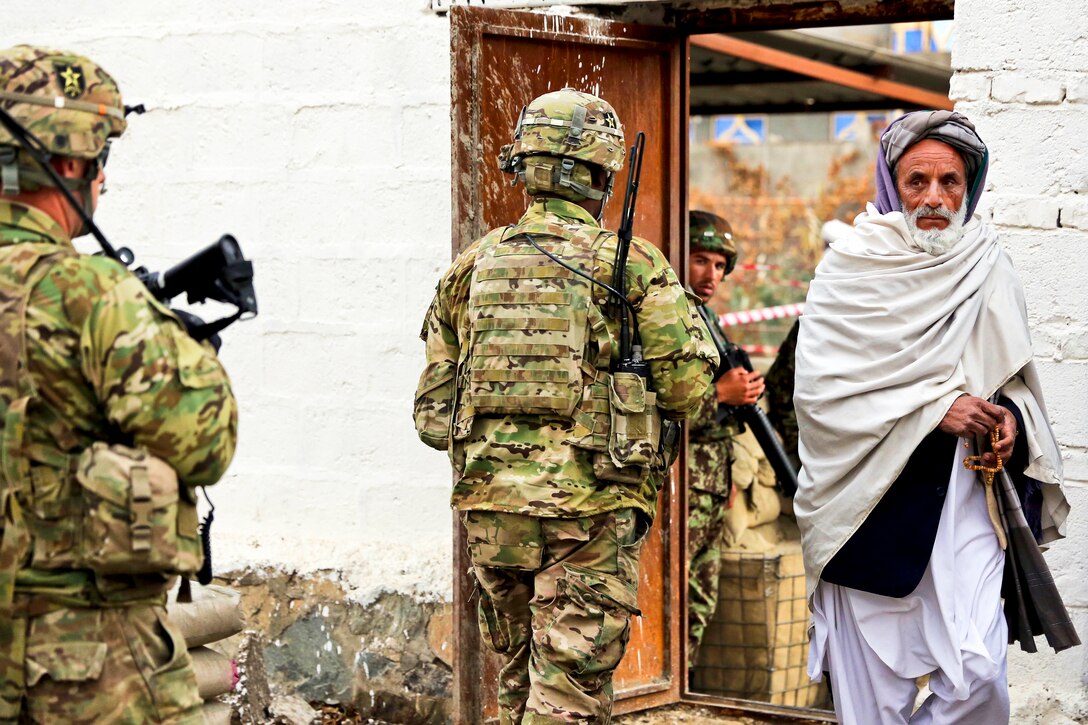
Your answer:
[0,245,201,605]
[452,222,664,484]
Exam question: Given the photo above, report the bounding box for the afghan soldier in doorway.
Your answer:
[414,89,717,724]
[0,46,238,722]
[685,211,765,670]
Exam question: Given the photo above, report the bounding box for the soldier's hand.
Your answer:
[717,367,763,406]
[938,394,1004,439]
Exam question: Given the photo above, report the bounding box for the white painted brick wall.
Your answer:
[0,1,457,603]
[957,0,1088,716]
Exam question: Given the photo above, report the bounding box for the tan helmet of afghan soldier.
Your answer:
[498,87,626,209]
[689,209,738,275]
[0,45,126,224]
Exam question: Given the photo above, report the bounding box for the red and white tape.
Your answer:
[719,302,804,327]
[740,344,780,356]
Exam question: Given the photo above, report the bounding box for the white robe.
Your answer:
[809,440,1010,724]
[794,205,1067,600]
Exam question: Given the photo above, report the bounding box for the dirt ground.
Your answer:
[614,703,825,724]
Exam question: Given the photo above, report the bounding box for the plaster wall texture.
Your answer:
[953,0,1088,717]
[0,1,457,605]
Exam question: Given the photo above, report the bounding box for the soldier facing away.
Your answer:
[0,46,237,723]
[414,89,717,724]
[684,210,764,670]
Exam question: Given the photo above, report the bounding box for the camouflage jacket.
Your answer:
[0,201,237,603]
[416,198,717,520]
[764,318,799,469]
[687,305,737,496]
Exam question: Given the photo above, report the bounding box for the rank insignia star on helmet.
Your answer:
[54,62,85,99]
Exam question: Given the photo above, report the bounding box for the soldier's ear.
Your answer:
[50,155,86,180]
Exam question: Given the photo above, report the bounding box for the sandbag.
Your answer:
[190,646,236,700]
[167,583,244,648]
[201,700,231,725]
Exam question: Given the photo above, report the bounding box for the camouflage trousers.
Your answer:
[1,601,202,724]
[686,490,729,668]
[463,508,649,725]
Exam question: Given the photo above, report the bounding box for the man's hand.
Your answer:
[939,395,1018,466]
[717,367,765,406]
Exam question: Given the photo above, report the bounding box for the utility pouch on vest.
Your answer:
[73,443,201,576]
[603,372,660,475]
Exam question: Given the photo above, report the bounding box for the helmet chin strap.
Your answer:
[595,173,615,222]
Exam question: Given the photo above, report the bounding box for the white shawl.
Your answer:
[795,204,1068,597]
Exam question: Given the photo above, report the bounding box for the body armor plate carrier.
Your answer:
[454,222,663,484]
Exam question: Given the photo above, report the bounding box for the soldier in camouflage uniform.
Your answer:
[0,47,237,723]
[414,89,717,724]
[763,319,800,470]
[685,211,764,669]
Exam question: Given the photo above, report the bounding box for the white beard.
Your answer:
[902,203,968,256]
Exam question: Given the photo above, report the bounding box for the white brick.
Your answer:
[992,196,1061,229]
[948,72,991,103]
[1059,197,1088,231]
[1065,448,1088,483]
[1067,75,1088,103]
[990,73,1065,104]
[1034,360,1088,449]
[955,0,1088,73]
[971,109,1088,195]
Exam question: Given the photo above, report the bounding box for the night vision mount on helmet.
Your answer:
[498,88,626,204]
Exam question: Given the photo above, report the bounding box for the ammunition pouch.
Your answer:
[568,372,664,486]
[32,443,202,576]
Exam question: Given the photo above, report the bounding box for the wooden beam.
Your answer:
[691,99,927,116]
[668,0,954,34]
[691,34,952,110]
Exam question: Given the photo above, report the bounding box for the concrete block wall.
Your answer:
[954,0,1088,717]
[1,1,457,604]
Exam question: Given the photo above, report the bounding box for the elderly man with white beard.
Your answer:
[794,111,1073,724]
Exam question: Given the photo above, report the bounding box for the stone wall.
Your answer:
[952,0,1088,720]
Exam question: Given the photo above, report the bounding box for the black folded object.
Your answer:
[996,467,1080,653]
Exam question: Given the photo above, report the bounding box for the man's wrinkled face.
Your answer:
[689,249,730,303]
[896,139,969,255]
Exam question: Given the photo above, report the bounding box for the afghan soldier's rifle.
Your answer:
[0,105,257,344]
[697,304,799,497]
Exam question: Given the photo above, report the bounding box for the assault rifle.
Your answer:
[697,304,798,497]
[0,106,257,343]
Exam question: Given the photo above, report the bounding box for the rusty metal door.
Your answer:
[450,6,687,722]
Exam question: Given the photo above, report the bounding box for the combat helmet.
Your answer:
[689,210,738,275]
[0,45,126,198]
[498,88,625,204]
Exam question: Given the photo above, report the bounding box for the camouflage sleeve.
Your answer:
[687,379,719,433]
[414,291,459,450]
[413,244,476,450]
[626,239,718,420]
[76,261,237,487]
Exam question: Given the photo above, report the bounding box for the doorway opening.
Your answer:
[446,5,954,722]
[684,22,953,716]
